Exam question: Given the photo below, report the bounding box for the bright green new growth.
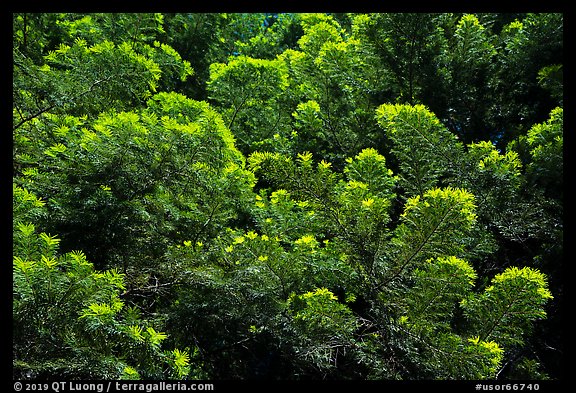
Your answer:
[468,141,522,178]
[13,186,194,379]
[288,288,358,371]
[403,256,477,329]
[207,55,291,154]
[526,107,563,164]
[16,92,255,275]
[380,187,477,286]
[245,142,554,378]
[375,103,464,197]
[245,147,553,379]
[344,147,396,197]
[510,107,563,196]
[396,253,552,379]
[462,266,553,348]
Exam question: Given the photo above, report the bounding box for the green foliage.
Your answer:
[488,13,563,145]
[402,256,477,331]
[297,14,344,55]
[378,187,477,288]
[287,288,358,373]
[50,13,166,46]
[13,183,47,227]
[162,13,302,101]
[13,13,192,133]
[375,103,464,197]
[467,141,522,184]
[461,267,553,348]
[273,14,383,165]
[207,55,291,154]
[14,92,255,280]
[395,254,550,379]
[230,13,303,60]
[537,64,563,104]
[461,140,524,238]
[435,14,497,143]
[13,12,561,381]
[350,13,445,106]
[375,102,562,280]
[248,148,396,268]
[13,187,200,379]
[515,107,563,195]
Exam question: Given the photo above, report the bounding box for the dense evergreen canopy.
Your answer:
[13,12,563,381]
